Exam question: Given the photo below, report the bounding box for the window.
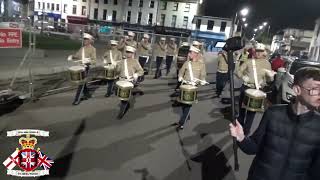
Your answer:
[104,0,108,4]
[112,10,117,21]
[114,0,117,5]
[103,9,107,20]
[220,21,227,32]
[94,8,98,19]
[56,4,60,11]
[196,19,201,29]
[236,24,241,32]
[127,11,131,22]
[81,6,86,16]
[183,16,188,28]
[173,2,178,11]
[63,4,67,13]
[139,0,143,8]
[171,15,177,27]
[95,0,99,3]
[51,3,54,11]
[207,20,214,30]
[160,14,165,26]
[184,3,190,12]
[38,2,40,9]
[72,5,77,14]
[73,0,77,1]
[150,1,154,8]
[137,12,142,24]
[148,13,153,25]
[82,0,86,2]
[161,1,167,10]
[47,3,50,10]
[43,2,45,9]
[128,0,132,6]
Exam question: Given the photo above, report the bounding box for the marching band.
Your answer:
[66,31,277,132]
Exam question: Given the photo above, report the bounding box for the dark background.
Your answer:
[201,0,320,34]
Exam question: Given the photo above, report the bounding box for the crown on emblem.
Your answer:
[19,134,37,149]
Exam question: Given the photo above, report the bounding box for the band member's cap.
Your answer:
[128,31,135,37]
[192,41,201,46]
[143,34,150,39]
[125,46,136,53]
[160,37,166,41]
[255,43,266,51]
[110,40,118,45]
[83,33,94,40]
[189,46,200,53]
[181,42,189,46]
[170,37,176,41]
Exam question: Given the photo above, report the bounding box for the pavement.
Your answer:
[0,71,265,180]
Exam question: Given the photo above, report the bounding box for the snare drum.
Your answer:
[68,66,86,84]
[116,81,134,101]
[104,64,116,80]
[243,89,267,112]
[177,85,198,105]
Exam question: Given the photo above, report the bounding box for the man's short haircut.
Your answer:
[293,67,320,85]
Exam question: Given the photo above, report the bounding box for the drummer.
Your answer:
[137,33,152,80]
[68,33,96,105]
[154,37,167,79]
[172,46,207,130]
[236,43,274,135]
[103,40,122,97]
[116,46,144,119]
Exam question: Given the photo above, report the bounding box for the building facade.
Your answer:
[309,18,320,62]
[0,0,22,19]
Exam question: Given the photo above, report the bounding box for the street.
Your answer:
[0,72,262,179]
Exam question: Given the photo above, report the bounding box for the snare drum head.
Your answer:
[116,81,134,88]
[69,66,85,72]
[104,64,115,69]
[180,84,197,90]
[245,89,266,98]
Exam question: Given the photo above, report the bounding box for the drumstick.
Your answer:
[193,78,209,85]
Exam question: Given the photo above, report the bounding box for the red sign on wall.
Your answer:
[0,28,22,48]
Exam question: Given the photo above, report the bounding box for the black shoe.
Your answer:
[170,92,179,97]
[105,94,111,97]
[72,101,80,105]
[139,91,144,96]
[172,102,181,107]
[176,125,184,130]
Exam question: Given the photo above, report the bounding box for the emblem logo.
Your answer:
[2,129,54,177]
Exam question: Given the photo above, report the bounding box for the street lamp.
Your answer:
[254,28,258,32]
[263,22,268,26]
[240,8,249,16]
[244,23,248,27]
[242,18,246,22]
[259,25,263,30]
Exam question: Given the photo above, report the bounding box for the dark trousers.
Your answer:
[165,55,174,75]
[138,56,148,69]
[154,56,164,78]
[238,85,256,136]
[179,104,192,126]
[216,72,229,95]
[106,80,115,96]
[73,65,90,104]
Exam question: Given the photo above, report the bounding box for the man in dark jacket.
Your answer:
[230,67,320,180]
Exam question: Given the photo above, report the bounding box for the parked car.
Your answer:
[278,59,320,103]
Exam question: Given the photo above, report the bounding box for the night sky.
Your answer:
[203,0,320,34]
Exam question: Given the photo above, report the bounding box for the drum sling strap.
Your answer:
[110,50,115,65]
[124,59,129,79]
[188,61,194,82]
[252,59,260,90]
[81,47,85,64]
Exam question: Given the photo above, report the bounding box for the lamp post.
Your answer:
[229,7,249,38]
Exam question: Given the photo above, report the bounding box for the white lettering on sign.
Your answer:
[7,38,19,44]
[0,32,6,37]
[8,32,18,38]
[0,38,4,43]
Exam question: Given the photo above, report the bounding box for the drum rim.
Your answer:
[69,66,85,71]
[245,89,266,98]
